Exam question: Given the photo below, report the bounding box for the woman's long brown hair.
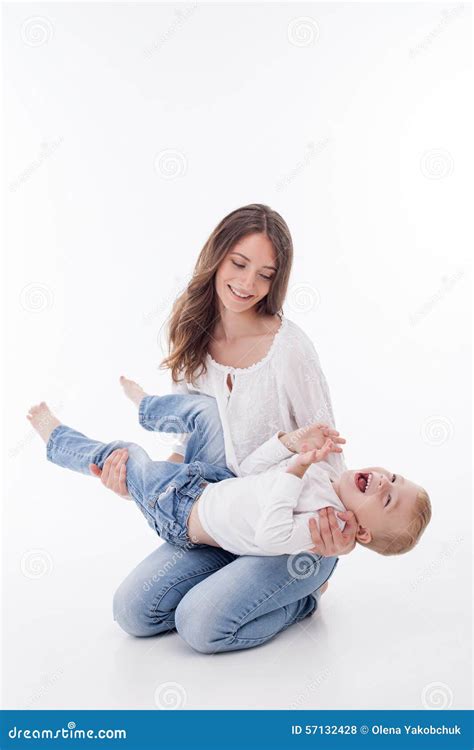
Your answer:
[159,203,293,386]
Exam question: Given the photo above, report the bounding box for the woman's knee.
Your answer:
[174,591,224,654]
[112,573,178,638]
[113,580,155,637]
[113,544,232,639]
[174,582,243,654]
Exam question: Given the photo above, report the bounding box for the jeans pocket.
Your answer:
[150,485,182,533]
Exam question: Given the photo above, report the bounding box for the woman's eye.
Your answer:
[231,260,273,281]
[385,494,392,507]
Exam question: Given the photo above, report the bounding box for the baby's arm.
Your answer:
[285,439,335,479]
[239,424,345,477]
[238,431,295,476]
[253,473,307,554]
[253,440,338,555]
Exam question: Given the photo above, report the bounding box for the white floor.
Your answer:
[2,497,471,711]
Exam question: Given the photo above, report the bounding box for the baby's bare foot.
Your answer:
[26,402,61,443]
[119,375,148,407]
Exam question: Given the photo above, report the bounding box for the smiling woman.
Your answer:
[101,203,358,653]
[161,205,293,386]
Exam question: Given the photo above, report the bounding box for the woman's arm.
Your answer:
[282,332,357,555]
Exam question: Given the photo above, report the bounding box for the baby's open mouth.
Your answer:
[355,472,373,493]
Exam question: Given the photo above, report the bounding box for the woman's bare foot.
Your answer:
[119,375,148,407]
[26,402,61,443]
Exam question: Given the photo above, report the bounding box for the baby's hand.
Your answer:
[301,438,338,464]
[279,423,346,454]
[286,439,338,479]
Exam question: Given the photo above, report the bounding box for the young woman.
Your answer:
[93,204,357,653]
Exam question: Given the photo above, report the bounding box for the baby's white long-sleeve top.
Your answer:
[196,432,347,556]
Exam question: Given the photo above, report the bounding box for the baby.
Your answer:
[27,377,431,557]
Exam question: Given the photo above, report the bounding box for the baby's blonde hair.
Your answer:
[365,488,432,556]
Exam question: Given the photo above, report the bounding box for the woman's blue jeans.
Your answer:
[47,391,339,652]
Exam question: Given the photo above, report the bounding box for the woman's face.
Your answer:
[215,233,277,313]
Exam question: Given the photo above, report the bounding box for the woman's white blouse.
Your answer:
[169,316,346,478]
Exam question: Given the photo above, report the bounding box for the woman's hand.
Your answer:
[89,449,131,499]
[279,423,346,455]
[308,507,358,556]
[89,449,185,499]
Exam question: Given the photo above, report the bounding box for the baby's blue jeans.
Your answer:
[47,392,339,652]
[46,393,235,547]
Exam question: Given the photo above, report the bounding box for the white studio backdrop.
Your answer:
[3,2,472,710]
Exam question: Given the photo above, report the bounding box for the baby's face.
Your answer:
[337,466,421,543]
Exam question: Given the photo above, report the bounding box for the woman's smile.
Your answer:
[227,283,254,301]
